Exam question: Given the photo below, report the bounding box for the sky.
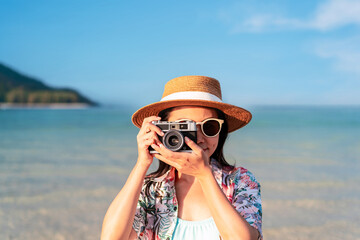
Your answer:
[1,0,360,108]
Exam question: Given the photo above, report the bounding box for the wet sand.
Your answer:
[2,156,359,240]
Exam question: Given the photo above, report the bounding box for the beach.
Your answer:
[0,103,93,110]
[0,106,359,239]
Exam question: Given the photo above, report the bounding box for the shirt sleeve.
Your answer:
[232,168,263,239]
[133,183,147,236]
[132,180,156,239]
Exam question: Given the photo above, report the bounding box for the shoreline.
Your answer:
[0,103,94,110]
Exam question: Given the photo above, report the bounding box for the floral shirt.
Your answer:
[133,159,262,240]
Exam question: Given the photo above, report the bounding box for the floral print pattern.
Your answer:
[133,159,262,240]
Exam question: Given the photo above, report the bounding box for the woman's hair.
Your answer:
[146,107,234,180]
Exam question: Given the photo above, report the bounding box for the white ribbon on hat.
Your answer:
[160,91,223,102]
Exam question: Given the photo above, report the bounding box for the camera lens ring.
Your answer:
[162,130,184,151]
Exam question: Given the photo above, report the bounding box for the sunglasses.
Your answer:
[175,118,224,137]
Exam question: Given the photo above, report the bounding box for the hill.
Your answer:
[0,63,97,106]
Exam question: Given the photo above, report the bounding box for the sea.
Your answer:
[0,106,359,240]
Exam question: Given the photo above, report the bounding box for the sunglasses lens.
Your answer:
[203,120,221,136]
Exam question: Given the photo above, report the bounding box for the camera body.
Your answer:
[148,120,197,154]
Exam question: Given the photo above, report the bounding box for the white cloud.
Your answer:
[237,15,306,32]
[314,36,360,75]
[219,0,360,78]
[312,0,360,30]
[223,0,360,32]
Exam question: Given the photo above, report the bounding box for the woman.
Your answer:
[101,76,262,240]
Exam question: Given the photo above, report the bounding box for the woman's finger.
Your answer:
[140,122,164,137]
[146,124,165,137]
[152,143,177,158]
[153,152,181,169]
[142,138,156,148]
[150,143,162,153]
[141,116,161,127]
[152,143,192,164]
[184,137,202,155]
[143,130,163,145]
[140,131,162,149]
[143,130,157,139]
[140,116,161,134]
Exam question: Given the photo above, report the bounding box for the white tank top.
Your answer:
[172,217,221,240]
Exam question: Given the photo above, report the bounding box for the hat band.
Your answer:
[161,91,223,102]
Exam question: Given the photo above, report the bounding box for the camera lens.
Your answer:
[163,130,184,151]
[168,135,180,146]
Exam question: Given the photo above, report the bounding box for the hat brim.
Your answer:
[132,100,252,133]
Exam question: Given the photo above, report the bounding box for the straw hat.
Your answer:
[131,76,252,132]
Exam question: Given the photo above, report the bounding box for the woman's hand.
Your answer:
[136,116,164,167]
[151,137,212,179]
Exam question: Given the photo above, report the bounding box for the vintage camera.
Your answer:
[148,120,197,154]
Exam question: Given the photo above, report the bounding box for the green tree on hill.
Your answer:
[0,63,97,105]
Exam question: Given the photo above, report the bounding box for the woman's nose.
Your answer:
[196,126,205,144]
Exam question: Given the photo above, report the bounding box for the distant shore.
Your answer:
[0,103,94,109]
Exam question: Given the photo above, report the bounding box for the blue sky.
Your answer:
[1,0,359,108]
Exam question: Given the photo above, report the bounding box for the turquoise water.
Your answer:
[0,106,359,239]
